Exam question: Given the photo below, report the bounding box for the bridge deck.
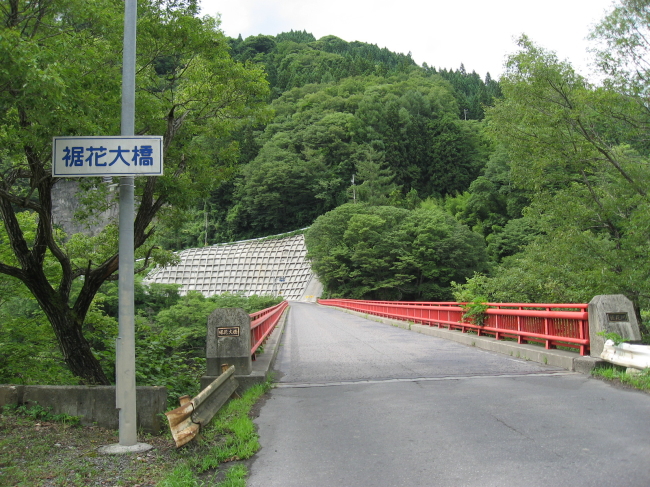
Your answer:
[248,302,650,487]
[275,302,562,385]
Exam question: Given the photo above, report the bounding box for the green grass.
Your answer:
[158,464,202,487]
[157,463,247,487]
[158,381,272,485]
[592,365,650,391]
[218,464,248,487]
[4,403,81,426]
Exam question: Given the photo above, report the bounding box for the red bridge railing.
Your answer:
[250,300,289,356]
[318,299,590,355]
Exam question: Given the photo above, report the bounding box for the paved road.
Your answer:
[248,302,650,486]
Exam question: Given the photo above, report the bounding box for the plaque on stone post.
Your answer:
[588,295,641,358]
[205,308,252,377]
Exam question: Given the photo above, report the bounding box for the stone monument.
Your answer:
[588,294,641,358]
[203,308,252,390]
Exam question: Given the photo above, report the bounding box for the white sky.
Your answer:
[199,0,616,79]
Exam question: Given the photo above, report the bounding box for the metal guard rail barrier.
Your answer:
[166,365,238,448]
[250,300,289,356]
[318,299,590,355]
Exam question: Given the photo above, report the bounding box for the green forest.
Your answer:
[164,30,500,246]
[1,0,650,386]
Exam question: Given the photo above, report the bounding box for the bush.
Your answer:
[305,203,488,300]
[1,278,282,407]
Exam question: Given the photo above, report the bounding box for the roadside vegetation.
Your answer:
[0,381,272,486]
[592,366,650,393]
[0,281,281,407]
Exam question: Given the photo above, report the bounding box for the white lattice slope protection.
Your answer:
[145,234,313,300]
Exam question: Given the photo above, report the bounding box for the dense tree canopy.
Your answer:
[206,73,490,240]
[157,31,501,246]
[459,12,650,319]
[229,33,418,97]
[305,203,487,301]
[424,64,503,120]
[0,0,269,383]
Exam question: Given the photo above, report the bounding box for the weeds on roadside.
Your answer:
[158,379,273,485]
[596,330,626,345]
[160,460,248,487]
[217,464,248,487]
[2,403,81,426]
[592,365,650,391]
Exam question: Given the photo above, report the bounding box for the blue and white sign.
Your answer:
[52,136,163,177]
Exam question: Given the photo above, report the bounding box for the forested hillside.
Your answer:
[157,31,499,247]
[154,7,650,324]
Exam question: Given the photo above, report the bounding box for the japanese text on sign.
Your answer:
[607,313,629,322]
[217,327,241,337]
[52,136,163,177]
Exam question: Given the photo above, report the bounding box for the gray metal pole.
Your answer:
[117,0,137,447]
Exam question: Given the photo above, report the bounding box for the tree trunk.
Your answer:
[24,272,111,385]
[48,309,111,385]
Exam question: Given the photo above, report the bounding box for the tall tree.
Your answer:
[0,0,269,383]
[354,147,400,205]
[476,31,650,309]
[487,35,647,198]
[590,0,650,155]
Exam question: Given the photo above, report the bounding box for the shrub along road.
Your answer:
[248,302,650,487]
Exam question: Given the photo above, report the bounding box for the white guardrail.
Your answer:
[600,340,650,370]
[165,365,238,447]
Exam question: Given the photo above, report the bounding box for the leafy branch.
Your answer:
[460,299,489,327]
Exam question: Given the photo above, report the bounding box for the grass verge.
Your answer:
[161,381,270,485]
[592,365,650,392]
[0,380,272,486]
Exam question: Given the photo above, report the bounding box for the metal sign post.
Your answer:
[52,0,162,454]
[115,0,141,451]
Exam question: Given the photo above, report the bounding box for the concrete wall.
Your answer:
[51,180,118,237]
[0,385,167,434]
[145,234,316,299]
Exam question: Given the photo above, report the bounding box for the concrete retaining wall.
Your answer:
[0,385,167,434]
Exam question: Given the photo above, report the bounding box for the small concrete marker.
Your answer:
[98,442,153,455]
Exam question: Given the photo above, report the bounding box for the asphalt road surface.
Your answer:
[247,302,650,487]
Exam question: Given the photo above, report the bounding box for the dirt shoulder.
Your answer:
[0,411,180,486]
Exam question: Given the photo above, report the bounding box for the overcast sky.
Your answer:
[199,0,616,79]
